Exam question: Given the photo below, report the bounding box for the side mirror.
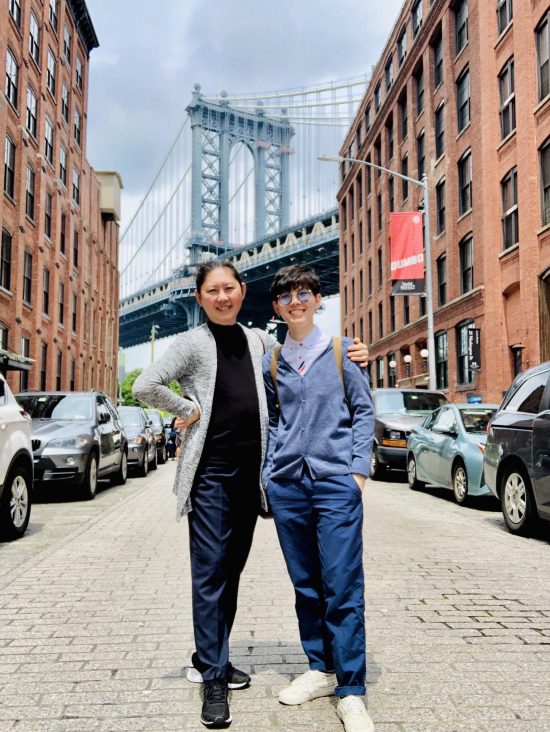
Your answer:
[99,412,111,424]
[146,419,153,427]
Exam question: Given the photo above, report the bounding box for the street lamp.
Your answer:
[389,359,397,387]
[404,353,412,378]
[318,154,437,390]
[420,348,429,375]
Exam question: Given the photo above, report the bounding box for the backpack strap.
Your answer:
[270,344,282,412]
[332,336,349,406]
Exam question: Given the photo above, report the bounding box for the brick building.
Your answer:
[1,0,122,399]
[339,0,550,402]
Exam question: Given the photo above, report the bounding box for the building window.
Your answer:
[403,295,410,325]
[25,166,35,220]
[435,104,445,159]
[9,0,21,27]
[59,146,67,187]
[74,108,81,147]
[377,248,383,286]
[1,229,12,291]
[510,346,523,377]
[398,28,407,66]
[377,192,383,231]
[456,321,475,385]
[385,55,393,91]
[70,358,75,391]
[76,57,83,91]
[366,155,372,194]
[64,26,71,64]
[44,117,54,165]
[420,295,426,316]
[455,0,468,54]
[60,212,67,255]
[415,65,424,115]
[374,82,381,112]
[389,177,395,212]
[42,267,50,315]
[356,124,362,154]
[412,0,423,38]
[59,283,65,325]
[72,169,80,205]
[73,230,79,268]
[458,149,472,215]
[417,131,425,179]
[541,138,550,225]
[20,337,30,391]
[499,58,515,139]
[47,49,56,96]
[457,67,470,132]
[5,49,18,110]
[435,331,448,389]
[365,104,371,132]
[26,87,38,138]
[23,251,32,304]
[44,190,52,239]
[497,0,513,36]
[61,83,70,123]
[357,173,363,209]
[56,351,62,391]
[390,296,396,331]
[433,34,443,87]
[367,208,372,241]
[368,311,373,342]
[501,167,519,249]
[387,121,394,161]
[401,155,409,201]
[29,12,40,65]
[72,293,78,332]
[437,254,446,305]
[40,343,48,390]
[49,0,58,31]
[537,12,549,102]
[376,357,384,388]
[459,234,473,293]
[436,179,446,234]
[368,260,373,294]
[378,302,384,338]
[4,137,16,199]
[399,93,408,139]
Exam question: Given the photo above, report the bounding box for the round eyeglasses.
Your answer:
[276,289,313,306]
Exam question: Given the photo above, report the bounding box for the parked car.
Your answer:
[407,403,498,504]
[484,361,550,535]
[145,409,168,464]
[0,374,33,540]
[371,388,449,479]
[118,406,157,476]
[15,391,128,500]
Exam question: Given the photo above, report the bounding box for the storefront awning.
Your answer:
[0,347,34,373]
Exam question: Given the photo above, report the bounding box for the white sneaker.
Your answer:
[337,696,375,732]
[278,669,337,705]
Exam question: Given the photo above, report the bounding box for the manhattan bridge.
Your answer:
[119,76,368,348]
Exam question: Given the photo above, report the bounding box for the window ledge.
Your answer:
[537,222,550,236]
[497,130,516,152]
[0,286,13,298]
[456,382,476,392]
[495,21,513,49]
[456,121,471,141]
[534,94,550,117]
[456,209,472,224]
[498,242,519,260]
[454,42,469,65]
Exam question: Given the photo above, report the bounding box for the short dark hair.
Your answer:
[195,260,243,292]
[270,264,321,300]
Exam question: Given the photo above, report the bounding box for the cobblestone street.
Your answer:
[1,463,550,731]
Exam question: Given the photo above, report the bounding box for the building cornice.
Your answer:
[66,0,99,56]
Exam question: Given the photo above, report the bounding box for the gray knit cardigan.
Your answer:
[132,323,275,520]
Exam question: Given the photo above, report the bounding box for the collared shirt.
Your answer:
[281,325,331,376]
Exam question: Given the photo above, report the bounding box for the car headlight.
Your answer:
[47,436,89,449]
[132,435,144,445]
[388,430,401,440]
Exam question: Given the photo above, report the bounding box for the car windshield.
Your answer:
[17,394,93,421]
[376,391,448,416]
[459,408,496,433]
[146,411,163,430]
[119,408,142,428]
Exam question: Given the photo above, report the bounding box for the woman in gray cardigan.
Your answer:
[132,260,367,729]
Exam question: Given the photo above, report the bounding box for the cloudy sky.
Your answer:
[83,0,404,366]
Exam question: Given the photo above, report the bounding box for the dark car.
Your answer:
[15,391,128,500]
[118,406,157,477]
[371,388,449,479]
[484,361,550,535]
[145,409,168,464]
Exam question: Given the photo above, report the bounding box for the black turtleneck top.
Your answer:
[204,321,261,462]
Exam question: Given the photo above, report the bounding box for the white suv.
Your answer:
[0,374,33,540]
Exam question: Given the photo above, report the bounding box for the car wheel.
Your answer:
[82,453,98,500]
[149,446,158,471]
[111,451,128,486]
[501,466,539,536]
[370,448,385,480]
[452,462,469,505]
[407,455,425,491]
[139,450,149,478]
[158,446,167,465]
[0,464,32,541]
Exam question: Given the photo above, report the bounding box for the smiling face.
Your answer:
[273,288,322,333]
[195,266,246,325]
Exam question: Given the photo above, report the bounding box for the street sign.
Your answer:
[467,328,481,371]
[389,212,425,295]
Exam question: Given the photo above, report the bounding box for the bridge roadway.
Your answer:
[119,209,340,349]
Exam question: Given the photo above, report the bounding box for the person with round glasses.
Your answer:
[263,264,375,732]
[133,259,369,729]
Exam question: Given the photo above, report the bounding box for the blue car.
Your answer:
[406,403,499,505]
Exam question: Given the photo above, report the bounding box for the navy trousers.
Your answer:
[268,471,366,697]
[188,459,260,681]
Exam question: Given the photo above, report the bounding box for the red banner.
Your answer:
[389,212,425,295]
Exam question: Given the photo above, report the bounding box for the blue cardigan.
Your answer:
[262,337,374,484]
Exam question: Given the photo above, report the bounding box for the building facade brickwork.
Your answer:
[339,0,550,402]
[1,0,121,399]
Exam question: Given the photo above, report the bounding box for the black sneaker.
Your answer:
[188,652,251,690]
[201,679,231,728]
